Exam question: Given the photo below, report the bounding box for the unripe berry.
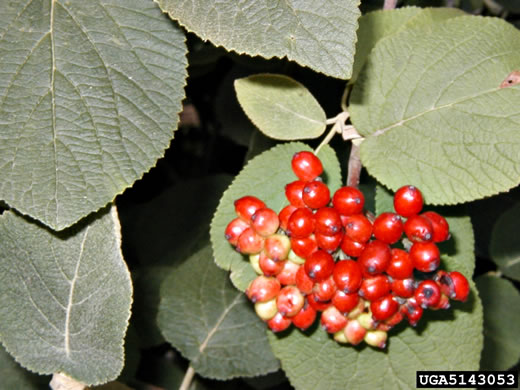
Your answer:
[285,180,307,208]
[251,208,280,237]
[332,186,364,216]
[313,276,337,302]
[315,232,343,252]
[288,249,306,265]
[264,234,291,261]
[359,274,390,301]
[276,260,300,286]
[393,185,423,218]
[332,290,360,313]
[235,196,266,223]
[259,253,285,276]
[236,228,265,254]
[246,276,281,303]
[370,294,399,321]
[277,286,305,317]
[358,240,391,276]
[291,151,323,182]
[387,248,414,279]
[225,217,250,246]
[249,253,262,275]
[315,207,342,235]
[254,299,278,321]
[278,204,297,231]
[390,277,415,298]
[343,213,373,243]
[343,319,366,345]
[340,236,365,257]
[302,181,330,209]
[295,266,314,294]
[292,302,317,331]
[267,312,292,332]
[449,271,470,302]
[346,298,366,319]
[304,250,335,282]
[357,312,377,330]
[364,330,387,349]
[410,241,440,272]
[321,306,347,333]
[372,212,403,244]
[421,211,450,242]
[404,215,433,242]
[333,260,363,293]
[287,208,315,238]
[333,330,349,344]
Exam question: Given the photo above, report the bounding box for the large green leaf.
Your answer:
[155,0,360,79]
[0,208,132,385]
[0,0,187,230]
[351,7,464,83]
[235,74,326,141]
[269,184,482,390]
[157,245,279,380]
[0,345,48,389]
[210,142,342,291]
[490,203,520,281]
[476,274,520,371]
[350,16,520,205]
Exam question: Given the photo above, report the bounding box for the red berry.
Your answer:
[264,234,291,261]
[246,276,281,303]
[414,280,441,308]
[292,302,317,331]
[332,186,364,216]
[358,240,391,276]
[434,270,453,297]
[290,235,318,258]
[340,236,365,257]
[291,151,323,182]
[372,212,403,244]
[278,204,297,231]
[410,242,440,272]
[295,266,314,294]
[343,214,373,243]
[431,293,450,310]
[393,185,423,217]
[401,299,423,326]
[333,260,363,293]
[384,311,404,328]
[421,211,450,242]
[304,250,335,282]
[370,294,399,321]
[315,207,342,235]
[225,217,250,246]
[449,271,470,302]
[302,180,330,209]
[285,180,307,208]
[321,306,347,333]
[234,196,266,223]
[236,228,265,254]
[276,261,300,286]
[277,286,305,317]
[287,208,315,238]
[251,208,280,237]
[313,276,337,302]
[267,312,292,332]
[404,214,433,242]
[387,248,414,279]
[259,253,285,276]
[390,277,415,298]
[315,232,343,252]
[344,319,366,345]
[359,274,390,301]
[332,290,360,313]
[307,292,332,311]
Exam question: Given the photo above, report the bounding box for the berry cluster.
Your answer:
[225,151,470,348]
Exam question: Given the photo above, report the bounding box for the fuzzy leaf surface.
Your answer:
[0,0,187,230]
[157,245,279,380]
[155,0,360,79]
[0,208,132,385]
[490,203,520,281]
[476,274,520,371]
[235,74,326,140]
[269,186,482,390]
[350,16,520,205]
[210,143,342,291]
[0,345,48,389]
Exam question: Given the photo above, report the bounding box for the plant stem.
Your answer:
[347,142,361,187]
[180,364,196,390]
[383,0,398,9]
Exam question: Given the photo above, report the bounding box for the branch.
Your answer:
[383,0,398,9]
[347,142,361,188]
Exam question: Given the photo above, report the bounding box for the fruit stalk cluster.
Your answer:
[225,151,470,348]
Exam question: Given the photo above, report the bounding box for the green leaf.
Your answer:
[210,142,342,291]
[157,245,279,380]
[351,7,464,83]
[476,274,520,371]
[155,0,360,79]
[0,345,48,389]
[235,74,326,141]
[350,16,520,205]
[0,0,187,230]
[495,0,520,13]
[0,208,132,385]
[490,203,520,281]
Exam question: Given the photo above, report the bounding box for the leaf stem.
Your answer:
[180,364,196,390]
[383,0,398,9]
[316,112,350,155]
[347,142,361,188]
